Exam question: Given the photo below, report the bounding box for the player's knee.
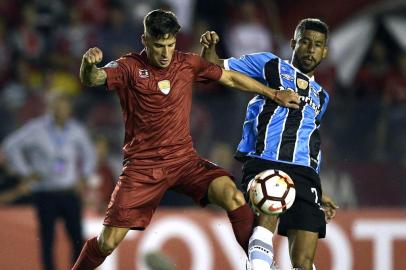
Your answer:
[233,189,246,206]
[291,254,314,270]
[222,185,246,210]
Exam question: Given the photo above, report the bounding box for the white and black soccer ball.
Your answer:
[248,169,296,215]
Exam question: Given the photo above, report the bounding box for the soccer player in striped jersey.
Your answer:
[201,18,339,270]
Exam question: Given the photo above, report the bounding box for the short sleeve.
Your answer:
[317,89,329,121]
[191,54,223,83]
[224,52,277,81]
[102,57,134,91]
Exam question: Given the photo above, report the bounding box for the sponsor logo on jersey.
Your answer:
[296,78,309,90]
[138,69,149,78]
[281,73,294,81]
[299,96,321,114]
[104,61,118,68]
[158,80,171,95]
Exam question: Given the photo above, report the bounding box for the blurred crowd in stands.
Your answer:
[0,0,405,210]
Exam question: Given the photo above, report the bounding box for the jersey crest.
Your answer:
[296,78,309,90]
[158,80,171,95]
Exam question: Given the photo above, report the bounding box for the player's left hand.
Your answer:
[200,31,220,48]
[273,89,300,109]
[321,193,339,223]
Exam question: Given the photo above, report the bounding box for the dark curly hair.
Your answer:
[143,9,181,39]
[294,18,329,42]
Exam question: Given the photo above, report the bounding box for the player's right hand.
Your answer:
[83,47,103,65]
[200,31,220,48]
[273,89,301,109]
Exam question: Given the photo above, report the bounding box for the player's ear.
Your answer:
[141,34,146,47]
[322,47,328,59]
[290,39,296,50]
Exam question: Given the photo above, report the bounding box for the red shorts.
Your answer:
[103,155,232,229]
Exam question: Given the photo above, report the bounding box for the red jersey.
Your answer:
[102,50,222,168]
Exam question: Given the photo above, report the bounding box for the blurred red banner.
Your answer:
[1,207,406,270]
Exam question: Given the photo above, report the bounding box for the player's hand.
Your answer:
[273,89,301,109]
[321,193,339,223]
[200,31,220,48]
[82,47,103,66]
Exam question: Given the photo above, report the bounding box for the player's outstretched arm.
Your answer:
[219,69,300,109]
[80,47,107,87]
[200,31,224,67]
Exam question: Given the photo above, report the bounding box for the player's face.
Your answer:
[291,30,328,76]
[142,33,176,68]
[51,97,72,125]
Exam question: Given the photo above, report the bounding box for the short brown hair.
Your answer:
[143,9,181,39]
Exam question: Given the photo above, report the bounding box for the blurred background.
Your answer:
[0,0,405,270]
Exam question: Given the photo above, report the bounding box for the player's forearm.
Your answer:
[201,46,223,67]
[79,60,106,87]
[220,70,277,100]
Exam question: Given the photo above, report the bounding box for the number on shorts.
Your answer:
[311,187,318,204]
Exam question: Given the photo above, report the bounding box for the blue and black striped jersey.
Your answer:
[225,52,329,173]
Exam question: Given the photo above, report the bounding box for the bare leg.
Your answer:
[258,214,278,233]
[287,229,318,270]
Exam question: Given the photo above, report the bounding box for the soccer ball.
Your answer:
[248,169,296,215]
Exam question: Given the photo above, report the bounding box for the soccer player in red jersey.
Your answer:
[72,9,300,270]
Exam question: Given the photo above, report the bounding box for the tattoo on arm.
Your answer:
[80,61,107,87]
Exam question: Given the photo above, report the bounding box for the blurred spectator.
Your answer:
[320,134,358,208]
[1,92,96,270]
[74,0,108,26]
[354,39,391,99]
[374,51,406,162]
[54,7,98,60]
[99,3,141,60]
[0,18,11,85]
[0,151,33,204]
[349,39,392,159]
[12,4,46,61]
[0,59,44,131]
[224,0,274,57]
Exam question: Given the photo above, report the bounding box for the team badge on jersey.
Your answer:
[296,78,309,90]
[158,80,171,95]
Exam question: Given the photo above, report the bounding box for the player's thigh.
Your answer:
[287,229,319,263]
[98,225,130,253]
[104,168,168,229]
[171,156,235,207]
